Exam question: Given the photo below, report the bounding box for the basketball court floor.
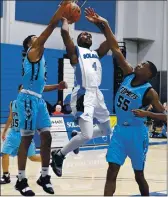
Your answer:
[1,138,167,196]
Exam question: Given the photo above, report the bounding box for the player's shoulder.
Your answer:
[146,88,158,97]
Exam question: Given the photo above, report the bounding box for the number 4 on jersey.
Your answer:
[92,62,97,71]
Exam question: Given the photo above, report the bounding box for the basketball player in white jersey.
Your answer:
[51,8,112,177]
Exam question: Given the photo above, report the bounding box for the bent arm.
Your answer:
[103,22,133,75]
[146,111,167,122]
[61,18,78,65]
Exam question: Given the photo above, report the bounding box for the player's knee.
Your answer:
[135,172,145,183]
[81,132,92,141]
[2,154,9,159]
[40,131,52,146]
[107,166,117,182]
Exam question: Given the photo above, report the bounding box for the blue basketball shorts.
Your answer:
[2,128,36,157]
[17,92,51,136]
[106,125,149,170]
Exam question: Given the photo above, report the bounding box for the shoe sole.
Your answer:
[37,180,54,194]
[50,151,62,177]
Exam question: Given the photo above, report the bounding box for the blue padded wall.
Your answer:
[100,55,114,114]
[75,0,116,33]
[0,0,3,18]
[0,43,65,123]
[15,1,60,25]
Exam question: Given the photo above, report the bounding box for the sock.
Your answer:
[3,172,9,177]
[18,170,25,181]
[41,167,49,177]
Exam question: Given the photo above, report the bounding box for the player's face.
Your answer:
[78,32,92,48]
[134,62,152,79]
[31,36,38,45]
[18,85,23,92]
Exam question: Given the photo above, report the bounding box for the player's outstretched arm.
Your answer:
[61,17,78,65]
[28,1,72,62]
[33,0,72,48]
[2,102,13,141]
[85,8,132,75]
[43,81,68,92]
[132,109,167,122]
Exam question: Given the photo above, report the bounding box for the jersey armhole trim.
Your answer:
[141,87,153,108]
[123,72,134,79]
[27,48,44,64]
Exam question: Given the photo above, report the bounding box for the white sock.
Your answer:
[18,170,25,181]
[41,167,49,177]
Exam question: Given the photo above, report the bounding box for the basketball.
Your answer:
[63,2,81,23]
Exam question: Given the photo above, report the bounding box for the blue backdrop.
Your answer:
[0,0,3,18]
[15,1,116,33]
[15,1,61,26]
[75,1,116,33]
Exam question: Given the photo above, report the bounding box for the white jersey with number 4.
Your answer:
[74,46,102,88]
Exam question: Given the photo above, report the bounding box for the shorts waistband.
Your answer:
[21,89,42,98]
[74,85,99,90]
[118,121,146,127]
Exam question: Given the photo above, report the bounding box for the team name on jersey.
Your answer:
[120,87,138,100]
[83,53,99,59]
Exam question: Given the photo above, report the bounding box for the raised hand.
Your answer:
[85,7,108,24]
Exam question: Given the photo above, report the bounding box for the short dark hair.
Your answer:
[77,33,83,44]
[23,35,35,52]
[18,84,23,91]
[147,61,157,79]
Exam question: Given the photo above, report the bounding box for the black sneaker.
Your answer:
[50,149,65,177]
[15,177,35,196]
[71,130,80,154]
[0,173,11,184]
[37,175,54,194]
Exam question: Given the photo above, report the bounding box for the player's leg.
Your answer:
[130,126,149,196]
[92,89,111,138]
[104,163,120,196]
[51,89,95,177]
[1,129,20,184]
[104,125,127,195]
[28,140,41,162]
[36,99,54,194]
[1,154,10,184]
[15,94,36,196]
[51,118,94,177]
[134,170,149,196]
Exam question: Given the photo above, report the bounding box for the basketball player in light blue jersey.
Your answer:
[15,1,70,196]
[1,85,41,185]
[84,10,167,196]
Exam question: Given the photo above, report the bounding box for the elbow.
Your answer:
[61,28,69,37]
